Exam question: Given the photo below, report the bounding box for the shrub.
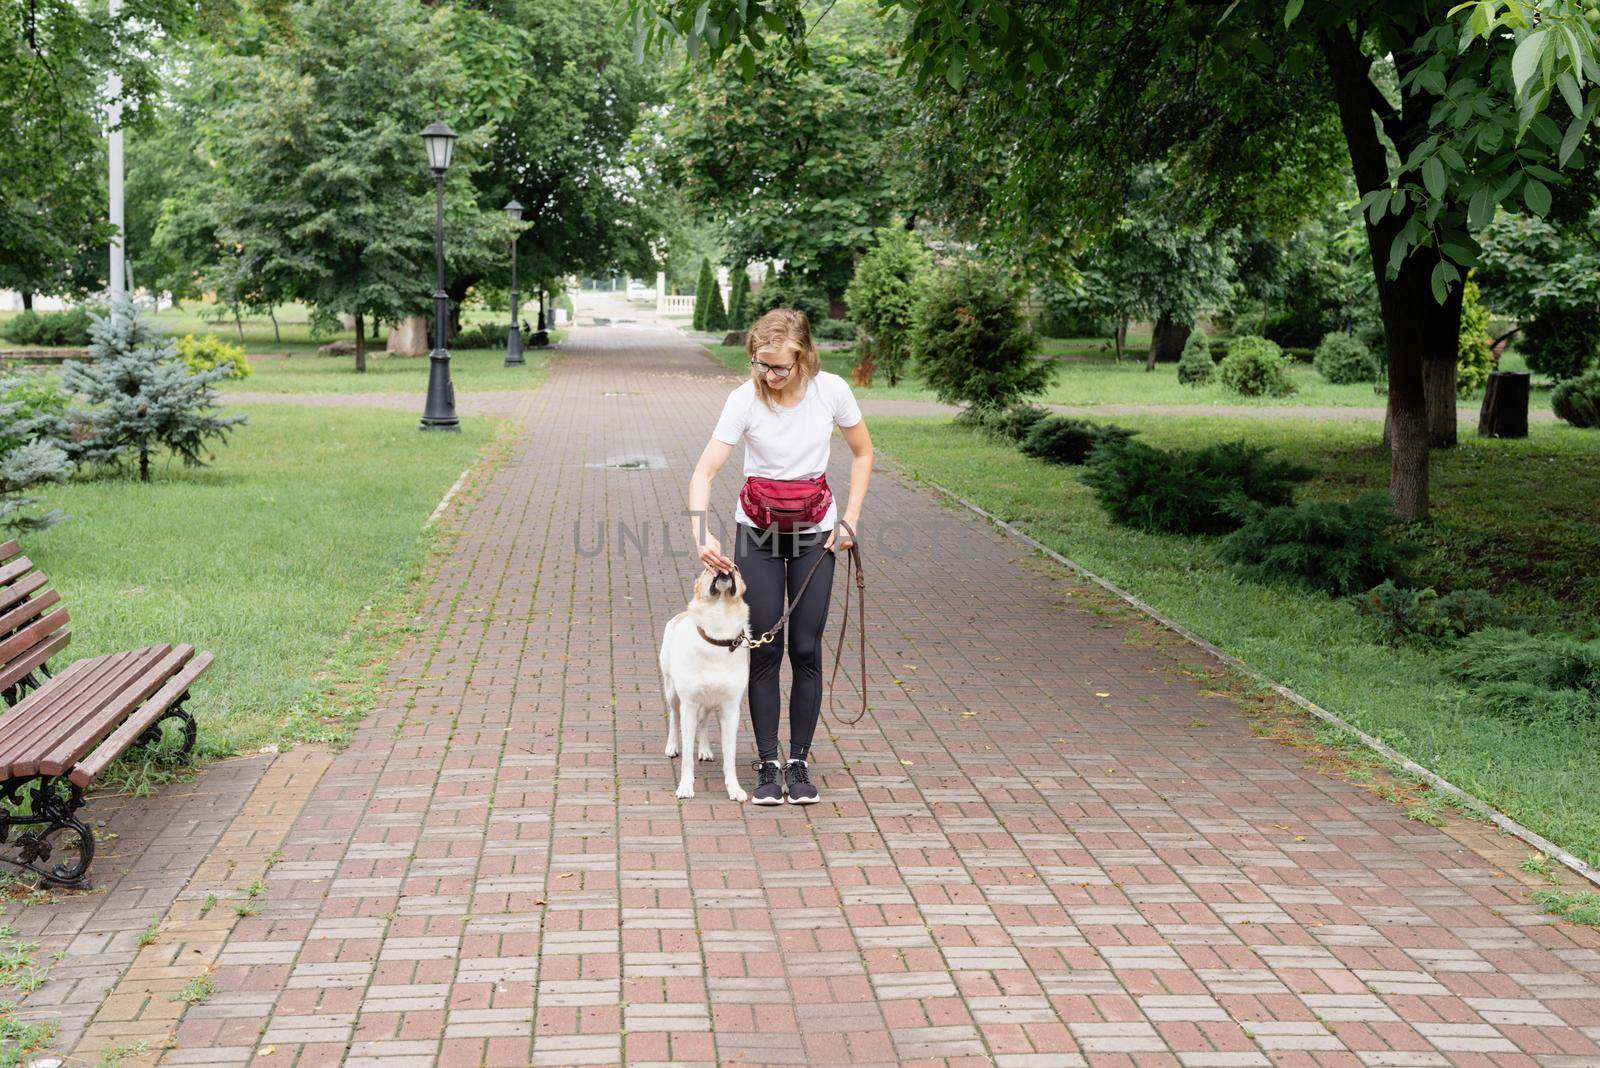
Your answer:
[845,223,934,386]
[1552,370,1600,428]
[979,403,1051,443]
[1218,335,1294,397]
[0,307,95,347]
[692,256,715,331]
[1457,277,1495,396]
[0,374,73,531]
[176,334,252,380]
[911,260,1054,415]
[1176,330,1215,386]
[1082,439,1313,535]
[452,323,510,349]
[727,263,751,329]
[1218,494,1414,595]
[1019,417,1137,465]
[1522,306,1600,380]
[60,297,248,482]
[1449,628,1600,722]
[814,318,856,342]
[1351,581,1513,644]
[1314,332,1381,385]
[705,270,729,332]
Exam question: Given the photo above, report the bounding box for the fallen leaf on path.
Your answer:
[1095,692,1111,698]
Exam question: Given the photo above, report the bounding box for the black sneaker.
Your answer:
[783,759,818,805]
[751,760,784,805]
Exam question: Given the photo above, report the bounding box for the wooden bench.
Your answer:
[0,541,213,887]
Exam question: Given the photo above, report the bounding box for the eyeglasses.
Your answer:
[750,358,795,379]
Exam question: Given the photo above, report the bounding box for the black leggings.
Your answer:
[734,522,836,762]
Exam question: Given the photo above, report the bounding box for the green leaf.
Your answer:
[1523,176,1552,214]
[1431,259,1459,303]
[1557,71,1584,117]
[1467,186,1495,228]
[1360,188,1392,224]
[1560,111,1586,165]
[1283,0,1304,26]
[1422,156,1447,199]
[1511,28,1548,94]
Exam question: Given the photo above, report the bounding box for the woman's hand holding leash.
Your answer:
[824,516,857,552]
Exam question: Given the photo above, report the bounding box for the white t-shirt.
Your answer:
[712,370,863,531]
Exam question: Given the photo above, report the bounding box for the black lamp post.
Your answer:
[420,121,460,432]
[503,199,525,367]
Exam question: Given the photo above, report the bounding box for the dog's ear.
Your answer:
[731,569,746,599]
[691,568,710,603]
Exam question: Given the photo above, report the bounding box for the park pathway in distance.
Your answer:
[95,302,1600,1066]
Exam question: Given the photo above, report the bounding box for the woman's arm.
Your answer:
[690,437,737,571]
[828,419,873,550]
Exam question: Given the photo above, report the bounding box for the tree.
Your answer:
[844,221,933,387]
[61,299,247,483]
[727,263,751,328]
[693,256,715,330]
[706,270,729,331]
[629,0,1600,519]
[648,0,916,304]
[0,377,74,531]
[208,0,502,372]
[911,260,1055,412]
[1476,204,1600,379]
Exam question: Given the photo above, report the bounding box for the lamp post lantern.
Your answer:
[503,199,525,367]
[420,121,460,432]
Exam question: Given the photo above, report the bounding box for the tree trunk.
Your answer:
[354,309,367,373]
[140,443,150,482]
[235,307,244,341]
[1113,321,1127,363]
[268,307,281,344]
[1422,280,1464,447]
[1146,313,1191,369]
[370,316,381,341]
[1324,24,1432,519]
[20,293,32,311]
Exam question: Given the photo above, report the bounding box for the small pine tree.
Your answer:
[1176,329,1215,386]
[706,271,729,332]
[1456,276,1495,396]
[911,260,1055,413]
[692,257,715,331]
[60,299,249,482]
[845,223,934,387]
[727,264,750,329]
[0,376,74,531]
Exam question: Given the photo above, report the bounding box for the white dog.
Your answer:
[660,566,750,802]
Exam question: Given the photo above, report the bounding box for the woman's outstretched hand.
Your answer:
[697,534,735,574]
[825,519,856,553]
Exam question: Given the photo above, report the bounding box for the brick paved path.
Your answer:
[62,317,1600,1066]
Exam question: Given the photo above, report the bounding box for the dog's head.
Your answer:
[694,566,745,604]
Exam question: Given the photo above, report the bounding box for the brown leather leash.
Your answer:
[718,526,869,726]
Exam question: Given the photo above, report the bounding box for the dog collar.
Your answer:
[696,625,746,652]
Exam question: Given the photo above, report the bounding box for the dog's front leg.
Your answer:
[664,686,680,758]
[696,715,714,762]
[675,703,698,799]
[720,701,747,802]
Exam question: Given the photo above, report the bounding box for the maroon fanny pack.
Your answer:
[740,473,832,532]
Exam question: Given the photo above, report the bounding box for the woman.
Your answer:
[687,308,873,805]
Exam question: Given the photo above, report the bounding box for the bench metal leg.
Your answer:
[132,695,199,763]
[0,776,95,889]
[1,665,49,708]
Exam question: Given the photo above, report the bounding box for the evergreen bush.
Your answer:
[1314,332,1381,384]
[1218,335,1295,396]
[1450,628,1600,723]
[1217,494,1414,595]
[1019,417,1137,465]
[692,257,715,331]
[60,298,249,482]
[751,278,828,327]
[0,374,73,531]
[845,224,934,386]
[1351,580,1513,645]
[979,403,1052,443]
[0,307,95,347]
[1457,277,1495,396]
[911,261,1053,415]
[1176,330,1215,386]
[1522,307,1600,380]
[1552,370,1600,428]
[705,273,729,332]
[726,264,751,329]
[814,318,856,342]
[1082,439,1313,535]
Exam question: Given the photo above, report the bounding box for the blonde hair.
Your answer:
[746,308,821,412]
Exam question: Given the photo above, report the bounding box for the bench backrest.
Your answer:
[0,540,71,698]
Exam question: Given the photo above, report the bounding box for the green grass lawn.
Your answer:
[703,341,1557,412]
[25,403,502,765]
[867,412,1600,867]
[2,301,563,395]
